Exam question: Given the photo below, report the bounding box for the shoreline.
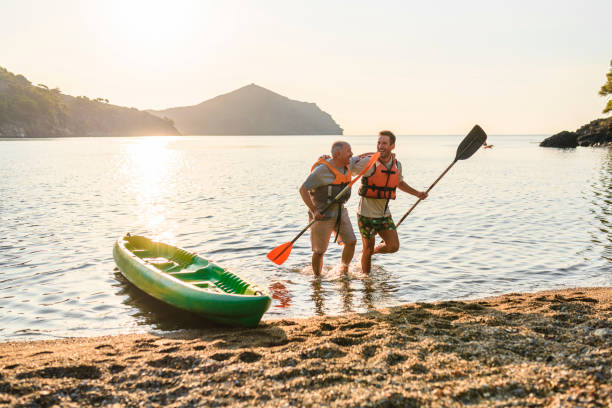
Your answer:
[1,287,610,406]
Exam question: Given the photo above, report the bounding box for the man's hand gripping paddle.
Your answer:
[396,125,487,227]
[267,152,381,265]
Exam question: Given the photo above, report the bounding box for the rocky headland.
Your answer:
[540,117,612,148]
[149,84,343,135]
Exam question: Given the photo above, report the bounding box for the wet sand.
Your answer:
[1,287,610,407]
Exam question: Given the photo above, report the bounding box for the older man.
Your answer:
[299,141,356,274]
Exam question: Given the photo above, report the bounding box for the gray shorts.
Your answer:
[309,207,356,253]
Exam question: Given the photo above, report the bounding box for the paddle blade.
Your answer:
[455,125,488,161]
[267,242,293,265]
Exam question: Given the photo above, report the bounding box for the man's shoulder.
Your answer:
[312,161,333,175]
[304,162,335,188]
[391,157,402,170]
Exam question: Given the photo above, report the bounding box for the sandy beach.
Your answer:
[1,287,610,407]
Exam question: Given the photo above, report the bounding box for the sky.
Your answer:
[1,0,611,135]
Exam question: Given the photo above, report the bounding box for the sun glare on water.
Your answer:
[122,136,181,243]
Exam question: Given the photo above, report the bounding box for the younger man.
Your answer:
[353,131,428,273]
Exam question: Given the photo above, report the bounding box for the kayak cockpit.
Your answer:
[122,235,259,296]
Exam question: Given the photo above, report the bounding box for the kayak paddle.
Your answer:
[396,124,487,227]
[267,152,381,265]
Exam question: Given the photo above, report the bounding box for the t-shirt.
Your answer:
[302,160,352,219]
[350,156,403,218]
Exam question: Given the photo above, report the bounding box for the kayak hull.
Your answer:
[113,234,271,328]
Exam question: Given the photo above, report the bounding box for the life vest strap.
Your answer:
[333,203,342,243]
[363,185,395,191]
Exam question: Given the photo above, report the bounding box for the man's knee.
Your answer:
[313,250,326,257]
[387,241,400,253]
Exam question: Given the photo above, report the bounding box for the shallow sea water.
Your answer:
[0,135,610,340]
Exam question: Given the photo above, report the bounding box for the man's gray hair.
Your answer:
[331,141,348,158]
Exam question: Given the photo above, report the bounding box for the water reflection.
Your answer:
[269,281,292,309]
[361,276,377,311]
[113,270,220,331]
[309,266,398,316]
[593,149,612,262]
[339,275,354,314]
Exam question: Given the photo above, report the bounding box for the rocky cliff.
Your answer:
[149,84,343,135]
[540,117,612,148]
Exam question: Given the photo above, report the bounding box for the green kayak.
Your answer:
[113,234,271,328]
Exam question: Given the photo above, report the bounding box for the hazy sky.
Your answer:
[1,0,611,134]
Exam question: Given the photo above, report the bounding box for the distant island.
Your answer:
[0,67,179,138]
[149,84,343,135]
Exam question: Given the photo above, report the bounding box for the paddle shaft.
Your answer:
[287,182,353,245]
[269,152,381,264]
[396,125,487,228]
[271,180,356,262]
[396,159,457,227]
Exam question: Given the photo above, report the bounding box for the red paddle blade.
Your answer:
[267,242,293,265]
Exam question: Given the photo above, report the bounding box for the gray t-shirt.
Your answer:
[351,156,403,218]
[302,160,352,219]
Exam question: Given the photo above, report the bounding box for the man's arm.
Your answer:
[397,181,428,200]
[321,152,374,161]
[357,152,376,158]
[349,155,377,176]
[299,185,324,220]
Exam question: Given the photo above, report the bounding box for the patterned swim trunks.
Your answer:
[357,214,396,239]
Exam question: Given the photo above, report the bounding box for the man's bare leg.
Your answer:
[312,252,324,275]
[361,236,376,274]
[339,240,356,273]
[310,221,332,275]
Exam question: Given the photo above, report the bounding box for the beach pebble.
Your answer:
[592,328,611,337]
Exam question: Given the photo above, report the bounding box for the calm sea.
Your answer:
[1,135,610,340]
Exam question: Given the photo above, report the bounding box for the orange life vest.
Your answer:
[310,159,352,206]
[358,156,399,199]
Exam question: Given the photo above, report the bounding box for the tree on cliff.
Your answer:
[599,59,612,114]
